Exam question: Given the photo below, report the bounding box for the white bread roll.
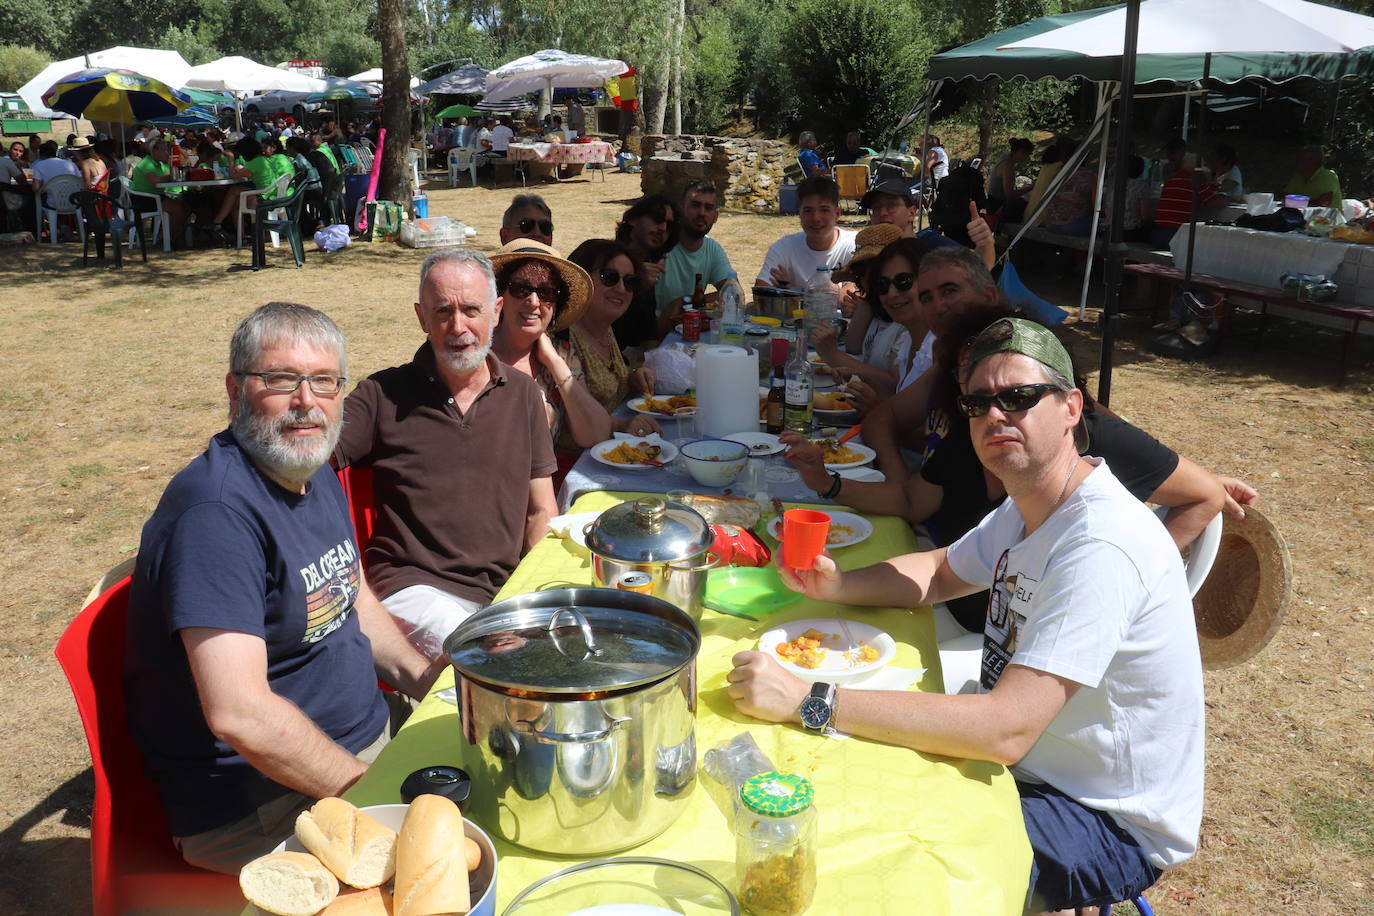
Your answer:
[295,797,398,889]
[394,794,471,916]
[462,836,481,873]
[320,885,395,915]
[239,850,340,916]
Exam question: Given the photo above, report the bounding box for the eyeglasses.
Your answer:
[503,280,561,305]
[240,371,347,396]
[517,218,554,236]
[870,272,916,296]
[597,267,640,291]
[957,384,1062,418]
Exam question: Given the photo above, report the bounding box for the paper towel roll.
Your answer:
[696,345,760,440]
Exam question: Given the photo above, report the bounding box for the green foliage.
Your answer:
[408,17,497,73]
[68,0,202,56]
[159,24,222,66]
[773,0,932,147]
[0,0,75,57]
[0,44,51,91]
[681,8,736,132]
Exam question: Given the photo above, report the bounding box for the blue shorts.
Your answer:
[1018,778,1161,913]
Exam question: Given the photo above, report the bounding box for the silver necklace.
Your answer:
[1052,457,1078,509]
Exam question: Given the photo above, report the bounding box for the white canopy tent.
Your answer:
[184,56,328,94]
[484,50,626,117]
[18,46,192,117]
[349,68,420,89]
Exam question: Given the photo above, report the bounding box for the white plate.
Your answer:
[590,438,679,471]
[723,431,783,456]
[837,466,885,482]
[817,441,876,470]
[628,395,696,416]
[767,510,873,548]
[757,617,896,684]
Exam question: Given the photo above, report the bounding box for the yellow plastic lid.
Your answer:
[750,316,782,327]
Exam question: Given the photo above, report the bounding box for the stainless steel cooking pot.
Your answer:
[444,587,700,856]
[751,285,803,320]
[586,497,717,619]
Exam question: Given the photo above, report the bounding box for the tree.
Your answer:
[159,24,222,66]
[0,0,75,57]
[68,0,202,55]
[376,0,411,203]
[0,45,50,91]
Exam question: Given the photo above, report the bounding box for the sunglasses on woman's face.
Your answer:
[871,272,916,296]
[518,218,554,236]
[598,267,640,292]
[503,281,561,305]
[956,384,1062,418]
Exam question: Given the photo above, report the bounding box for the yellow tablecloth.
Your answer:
[346,492,1032,914]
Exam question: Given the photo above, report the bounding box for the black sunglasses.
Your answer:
[598,267,640,291]
[502,280,562,305]
[517,218,554,236]
[957,384,1063,418]
[870,272,916,296]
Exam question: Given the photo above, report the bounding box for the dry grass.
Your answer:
[0,166,1371,914]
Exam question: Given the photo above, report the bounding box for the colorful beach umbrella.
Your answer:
[42,68,194,123]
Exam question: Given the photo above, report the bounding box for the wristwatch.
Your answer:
[798,681,837,735]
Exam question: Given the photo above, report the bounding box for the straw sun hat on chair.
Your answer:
[1191,505,1291,669]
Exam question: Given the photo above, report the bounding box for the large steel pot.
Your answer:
[444,587,699,856]
[586,497,718,619]
[751,285,803,320]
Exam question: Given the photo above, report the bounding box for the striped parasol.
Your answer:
[42,67,194,123]
[475,95,527,113]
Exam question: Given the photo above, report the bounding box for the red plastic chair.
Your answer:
[336,464,377,548]
[54,575,244,916]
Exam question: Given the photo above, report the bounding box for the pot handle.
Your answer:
[545,605,601,661]
[507,704,631,744]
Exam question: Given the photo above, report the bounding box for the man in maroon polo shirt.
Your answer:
[333,248,558,658]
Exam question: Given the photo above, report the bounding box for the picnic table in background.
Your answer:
[506,140,615,180]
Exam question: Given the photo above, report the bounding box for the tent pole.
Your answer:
[1182,52,1212,290]
[1097,0,1142,409]
[1078,83,1114,321]
[917,87,934,232]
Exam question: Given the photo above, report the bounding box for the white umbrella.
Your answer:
[349,68,420,89]
[999,0,1374,54]
[484,49,626,99]
[184,56,327,93]
[18,46,192,117]
[417,65,489,95]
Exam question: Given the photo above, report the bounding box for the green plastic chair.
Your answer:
[251,179,309,270]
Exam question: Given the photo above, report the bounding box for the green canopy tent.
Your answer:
[921,0,1374,403]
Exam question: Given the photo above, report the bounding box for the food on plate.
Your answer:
[827,524,854,546]
[774,627,879,670]
[682,493,763,528]
[643,394,695,415]
[239,850,340,916]
[396,794,471,916]
[813,439,864,464]
[813,391,849,410]
[319,886,395,915]
[295,797,397,889]
[602,441,660,465]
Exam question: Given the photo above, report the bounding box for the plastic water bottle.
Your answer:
[804,266,837,337]
[719,279,745,346]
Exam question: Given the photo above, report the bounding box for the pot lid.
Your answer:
[501,856,739,915]
[585,497,713,563]
[753,285,804,298]
[444,587,699,694]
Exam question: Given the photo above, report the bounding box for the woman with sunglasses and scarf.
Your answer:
[565,240,660,434]
[490,240,614,485]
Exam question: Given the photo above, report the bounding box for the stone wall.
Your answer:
[640,135,793,212]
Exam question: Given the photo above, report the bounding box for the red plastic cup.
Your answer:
[781,509,831,571]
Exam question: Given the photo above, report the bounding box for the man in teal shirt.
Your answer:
[1284,146,1342,208]
[654,180,737,336]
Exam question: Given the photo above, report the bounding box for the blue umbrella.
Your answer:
[148,106,218,128]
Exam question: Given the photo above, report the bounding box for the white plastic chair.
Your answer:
[448,147,478,187]
[126,183,172,253]
[35,173,86,244]
[236,173,291,250]
[406,147,422,194]
[353,145,373,174]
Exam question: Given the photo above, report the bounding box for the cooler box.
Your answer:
[779,184,799,215]
[344,174,370,222]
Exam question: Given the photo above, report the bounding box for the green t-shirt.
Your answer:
[130,156,170,195]
[246,154,295,193]
[1285,167,1342,206]
[319,144,339,170]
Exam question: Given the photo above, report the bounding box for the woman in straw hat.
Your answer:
[490,239,614,483]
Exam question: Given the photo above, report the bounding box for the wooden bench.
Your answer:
[1124,262,1374,384]
[999,222,1175,266]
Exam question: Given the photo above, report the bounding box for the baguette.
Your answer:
[394,794,471,916]
[295,797,397,889]
[320,885,395,915]
[239,850,340,916]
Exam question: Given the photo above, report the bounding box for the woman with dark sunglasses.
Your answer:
[565,240,661,438]
[489,240,614,485]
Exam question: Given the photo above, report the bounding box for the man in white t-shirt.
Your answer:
[490,118,514,154]
[755,176,856,290]
[655,180,737,335]
[727,317,1204,914]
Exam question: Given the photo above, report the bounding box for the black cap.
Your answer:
[861,178,916,210]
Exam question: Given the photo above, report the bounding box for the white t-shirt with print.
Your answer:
[755,229,857,289]
[945,459,1204,870]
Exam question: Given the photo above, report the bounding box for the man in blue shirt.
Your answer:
[125,302,442,873]
[797,130,830,178]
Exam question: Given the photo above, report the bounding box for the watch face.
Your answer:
[799,696,831,729]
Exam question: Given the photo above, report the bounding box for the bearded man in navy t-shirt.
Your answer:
[124,302,444,874]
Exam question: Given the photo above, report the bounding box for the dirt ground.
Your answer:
[1,167,1370,915]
